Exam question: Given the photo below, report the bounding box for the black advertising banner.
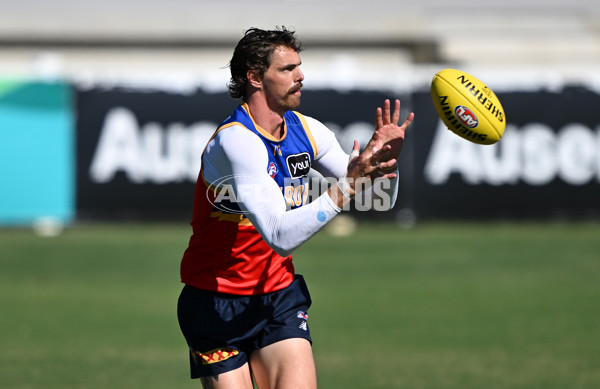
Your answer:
[76,88,238,220]
[75,88,409,220]
[412,87,600,220]
[76,86,600,221]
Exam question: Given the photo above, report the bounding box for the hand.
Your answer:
[349,99,415,181]
[368,99,415,171]
[328,99,414,207]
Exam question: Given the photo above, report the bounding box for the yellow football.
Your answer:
[431,68,506,145]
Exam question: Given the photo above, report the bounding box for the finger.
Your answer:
[392,99,401,124]
[370,143,391,159]
[375,107,383,129]
[378,158,397,170]
[369,144,392,166]
[349,140,360,160]
[401,112,415,130]
[379,144,392,157]
[373,143,391,154]
[379,172,398,180]
[383,99,391,125]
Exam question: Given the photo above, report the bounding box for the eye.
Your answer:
[283,63,301,72]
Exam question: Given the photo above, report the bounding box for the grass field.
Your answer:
[1,221,599,388]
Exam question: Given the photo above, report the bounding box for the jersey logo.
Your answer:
[286,152,311,178]
[268,162,278,178]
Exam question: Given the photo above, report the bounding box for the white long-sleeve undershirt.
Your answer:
[202,115,398,256]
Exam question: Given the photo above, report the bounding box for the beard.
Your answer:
[282,82,303,111]
[265,82,303,114]
[282,94,301,111]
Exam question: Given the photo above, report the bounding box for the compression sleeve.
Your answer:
[203,126,341,257]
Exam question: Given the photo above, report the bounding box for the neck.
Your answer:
[244,94,285,139]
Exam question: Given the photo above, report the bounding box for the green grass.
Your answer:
[1,221,599,388]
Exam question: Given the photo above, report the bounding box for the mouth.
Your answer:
[290,83,303,95]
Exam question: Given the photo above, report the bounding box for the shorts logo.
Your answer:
[297,311,309,320]
[191,347,239,365]
[454,105,478,128]
[286,152,311,179]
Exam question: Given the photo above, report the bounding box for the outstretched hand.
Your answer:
[348,99,414,182]
[329,99,414,207]
[371,99,414,172]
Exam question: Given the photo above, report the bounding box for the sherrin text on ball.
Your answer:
[431,69,506,145]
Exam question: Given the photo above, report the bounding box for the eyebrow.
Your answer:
[286,62,301,69]
[278,61,301,71]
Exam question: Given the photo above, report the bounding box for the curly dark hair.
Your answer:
[228,26,304,100]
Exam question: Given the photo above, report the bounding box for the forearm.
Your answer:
[327,172,398,210]
[247,191,341,257]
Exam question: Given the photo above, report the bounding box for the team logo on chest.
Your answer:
[286,152,311,179]
[267,162,278,178]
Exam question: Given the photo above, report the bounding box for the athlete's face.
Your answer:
[261,46,304,113]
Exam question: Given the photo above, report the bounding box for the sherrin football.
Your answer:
[431,69,506,145]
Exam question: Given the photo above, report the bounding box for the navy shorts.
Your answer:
[177,275,312,378]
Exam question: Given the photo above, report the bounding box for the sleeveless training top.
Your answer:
[180,103,318,295]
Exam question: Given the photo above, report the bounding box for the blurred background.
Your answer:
[2,0,600,227]
[2,2,600,389]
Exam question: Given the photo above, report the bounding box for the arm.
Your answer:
[203,127,341,257]
[203,99,413,256]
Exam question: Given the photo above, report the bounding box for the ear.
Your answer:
[247,70,262,89]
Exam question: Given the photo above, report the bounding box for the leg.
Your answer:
[250,338,317,389]
[199,362,254,389]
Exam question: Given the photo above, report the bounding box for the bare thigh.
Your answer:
[250,338,317,389]
[199,362,254,389]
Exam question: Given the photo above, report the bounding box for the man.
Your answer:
[178,26,414,388]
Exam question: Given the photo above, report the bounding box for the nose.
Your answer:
[296,67,304,82]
